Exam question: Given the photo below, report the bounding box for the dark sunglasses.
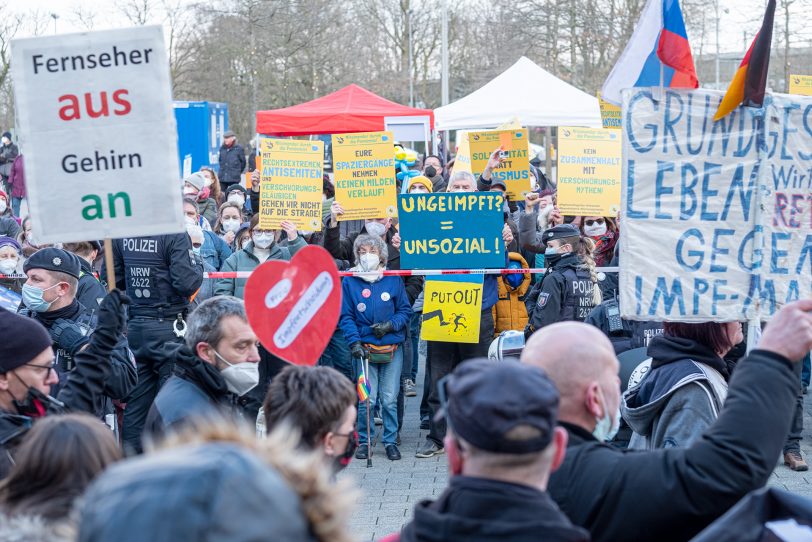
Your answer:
[584,218,605,227]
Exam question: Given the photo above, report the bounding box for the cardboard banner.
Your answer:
[557,127,622,217]
[398,192,505,270]
[619,88,812,322]
[598,93,622,129]
[452,131,472,174]
[469,129,531,200]
[789,74,812,96]
[332,131,397,221]
[420,276,483,343]
[258,139,323,231]
[11,26,184,243]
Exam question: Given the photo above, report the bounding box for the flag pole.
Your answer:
[103,238,115,292]
[363,349,373,468]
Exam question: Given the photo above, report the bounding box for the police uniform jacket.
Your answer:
[525,253,595,332]
[110,233,203,317]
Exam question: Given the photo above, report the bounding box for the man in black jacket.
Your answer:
[63,240,107,310]
[0,289,129,478]
[218,130,246,191]
[111,232,203,453]
[143,296,261,440]
[521,301,812,542]
[399,358,588,542]
[18,248,136,422]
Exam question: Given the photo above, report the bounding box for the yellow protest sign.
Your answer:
[469,128,531,200]
[557,127,621,217]
[452,131,472,175]
[598,93,622,130]
[259,139,324,231]
[789,74,812,96]
[332,131,397,221]
[420,276,483,343]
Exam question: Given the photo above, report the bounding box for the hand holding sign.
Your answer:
[244,245,341,366]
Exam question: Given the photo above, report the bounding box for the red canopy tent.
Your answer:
[255,84,434,135]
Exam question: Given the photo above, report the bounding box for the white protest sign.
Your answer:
[619,88,812,322]
[11,26,184,244]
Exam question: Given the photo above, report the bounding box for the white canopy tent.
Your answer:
[434,56,602,130]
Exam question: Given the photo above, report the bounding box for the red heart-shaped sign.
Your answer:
[244,245,342,366]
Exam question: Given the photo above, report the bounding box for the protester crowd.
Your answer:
[0,127,811,542]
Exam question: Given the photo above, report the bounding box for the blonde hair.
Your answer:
[149,417,356,542]
[578,236,603,306]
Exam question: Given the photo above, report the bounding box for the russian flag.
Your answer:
[602,0,699,106]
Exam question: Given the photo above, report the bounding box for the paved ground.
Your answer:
[342,354,812,542]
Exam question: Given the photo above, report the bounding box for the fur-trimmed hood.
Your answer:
[0,513,75,542]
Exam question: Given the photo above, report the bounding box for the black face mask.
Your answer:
[332,430,359,473]
[12,384,65,418]
[424,166,437,178]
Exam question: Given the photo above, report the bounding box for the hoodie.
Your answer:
[398,476,589,542]
[622,335,729,450]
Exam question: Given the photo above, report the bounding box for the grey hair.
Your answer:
[353,234,387,266]
[185,296,247,350]
[447,170,476,190]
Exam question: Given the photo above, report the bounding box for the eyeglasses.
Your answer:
[584,218,605,227]
[24,360,57,376]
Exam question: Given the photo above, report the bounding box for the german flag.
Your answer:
[714,0,776,121]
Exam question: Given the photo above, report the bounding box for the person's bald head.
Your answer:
[521,322,620,433]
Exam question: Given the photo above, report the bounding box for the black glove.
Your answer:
[350,342,365,360]
[370,321,394,339]
[93,289,131,345]
[49,319,90,356]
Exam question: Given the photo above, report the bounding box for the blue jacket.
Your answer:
[340,274,412,347]
[201,229,232,271]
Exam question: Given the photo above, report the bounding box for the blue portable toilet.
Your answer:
[173,101,229,177]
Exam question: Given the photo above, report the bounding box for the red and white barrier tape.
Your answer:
[203,267,620,279]
[1,267,620,281]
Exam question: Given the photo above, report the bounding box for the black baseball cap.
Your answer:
[437,358,559,454]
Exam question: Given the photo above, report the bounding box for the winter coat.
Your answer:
[396,476,589,542]
[109,233,203,318]
[218,143,246,185]
[525,253,595,332]
[622,335,730,450]
[0,143,18,178]
[76,257,107,311]
[324,223,424,304]
[200,229,232,271]
[214,238,306,299]
[143,344,242,440]
[0,304,120,479]
[548,348,798,542]
[197,198,218,226]
[0,218,20,240]
[20,299,137,420]
[7,155,25,200]
[492,252,531,334]
[339,273,412,347]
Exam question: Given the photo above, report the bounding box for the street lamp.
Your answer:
[50,13,59,35]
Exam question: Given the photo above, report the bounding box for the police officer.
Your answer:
[62,240,107,310]
[18,248,136,424]
[111,232,203,453]
[524,223,600,336]
[585,297,664,355]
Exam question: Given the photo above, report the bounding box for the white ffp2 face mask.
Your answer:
[584,224,607,237]
[359,252,380,272]
[252,232,274,249]
[215,351,260,396]
[592,388,620,442]
[365,221,386,237]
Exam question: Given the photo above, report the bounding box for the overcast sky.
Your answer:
[12,0,812,54]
